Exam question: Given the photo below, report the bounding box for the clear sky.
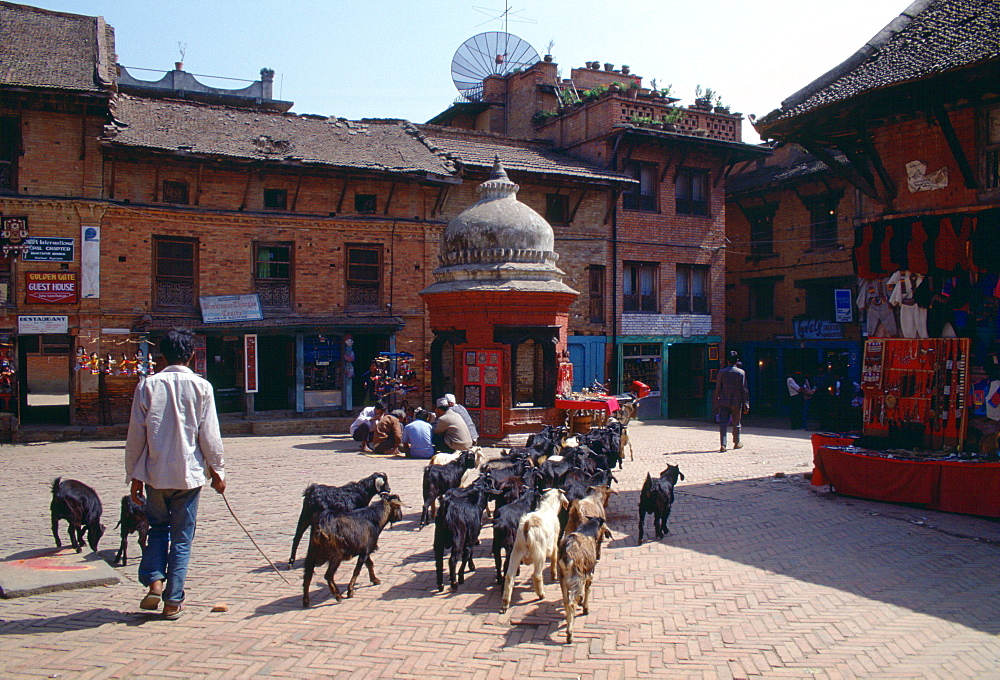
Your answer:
[35,0,911,142]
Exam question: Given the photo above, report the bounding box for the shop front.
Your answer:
[616,335,721,420]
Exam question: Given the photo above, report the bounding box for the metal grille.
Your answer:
[346,283,379,308]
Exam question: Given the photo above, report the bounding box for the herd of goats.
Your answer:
[47,419,683,643]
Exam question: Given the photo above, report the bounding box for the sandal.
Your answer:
[139,592,161,611]
[162,603,184,620]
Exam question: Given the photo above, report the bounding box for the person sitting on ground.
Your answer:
[401,408,435,459]
[364,404,403,455]
[432,397,473,453]
[349,402,381,451]
[445,393,478,444]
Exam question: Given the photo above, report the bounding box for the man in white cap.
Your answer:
[445,393,478,444]
[432,396,473,453]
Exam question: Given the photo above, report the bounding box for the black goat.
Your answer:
[578,423,625,469]
[420,449,477,527]
[434,475,496,591]
[638,464,684,544]
[112,495,148,566]
[50,478,105,553]
[302,492,404,607]
[289,472,391,568]
[491,487,539,584]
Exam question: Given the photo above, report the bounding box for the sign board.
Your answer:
[81,226,99,297]
[18,315,68,334]
[244,334,258,393]
[22,237,75,262]
[834,288,854,323]
[25,272,77,304]
[200,294,263,324]
[793,319,844,340]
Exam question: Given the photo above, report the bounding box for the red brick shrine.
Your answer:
[421,159,578,441]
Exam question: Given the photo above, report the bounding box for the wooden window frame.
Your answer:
[623,163,657,212]
[747,203,778,255]
[345,244,382,309]
[805,191,843,249]
[162,180,189,205]
[676,264,709,315]
[546,193,570,225]
[675,168,709,217]
[254,241,293,310]
[263,188,288,210]
[588,264,605,323]
[623,261,658,313]
[354,193,377,214]
[748,278,776,320]
[0,116,20,194]
[153,236,198,312]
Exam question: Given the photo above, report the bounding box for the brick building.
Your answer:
[0,2,639,437]
[428,58,767,418]
[753,0,1000,425]
[725,144,862,418]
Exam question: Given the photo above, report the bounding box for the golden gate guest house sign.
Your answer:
[199,294,263,323]
[26,272,77,304]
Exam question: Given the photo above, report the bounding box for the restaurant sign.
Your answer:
[18,315,68,334]
[199,294,263,323]
[26,272,77,304]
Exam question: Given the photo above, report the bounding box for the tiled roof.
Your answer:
[757,0,1000,129]
[0,1,114,92]
[105,96,456,175]
[727,150,847,194]
[418,129,634,183]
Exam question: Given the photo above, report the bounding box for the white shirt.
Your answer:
[349,406,377,435]
[125,365,226,490]
[787,376,802,397]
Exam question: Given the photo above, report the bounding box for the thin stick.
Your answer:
[220,492,294,586]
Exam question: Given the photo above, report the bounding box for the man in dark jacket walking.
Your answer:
[714,351,750,452]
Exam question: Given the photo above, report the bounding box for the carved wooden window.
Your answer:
[346,245,381,308]
[254,242,292,310]
[624,261,658,313]
[263,188,287,210]
[623,163,657,211]
[355,194,377,214]
[0,116,19,193]
[676,264,708,314]
[546,194,570,225]
[746,203,778,255]
[588,265,605,323]
[162,180,189,205]
[675,168,709,216]
[154,236,197,311]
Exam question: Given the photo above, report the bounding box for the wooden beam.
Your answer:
[195,162,203,206]
[153,160,161,203]
[603,188,620,225]
[108,152,116,199]
[240,167,255,211]
[714,149,734,187]
[569,188,588,223]
[797,140,883,202]
[290,173,304,211]
[855,126,897,200]
[671,148,690,182]
[607,132,624,170]
[335,176,349,213]
[658,149,677,183]
[934,104,979,189]
[383,180,397,216]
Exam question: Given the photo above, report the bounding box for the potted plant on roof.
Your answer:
[693,85,713,111]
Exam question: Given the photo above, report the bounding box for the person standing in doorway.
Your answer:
[714,351,750,452]
[125,327,226,620]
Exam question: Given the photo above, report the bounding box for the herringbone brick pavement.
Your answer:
[1,420,999,679]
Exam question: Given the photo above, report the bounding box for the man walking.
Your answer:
[125,328,226,620]
[714,351,750,452]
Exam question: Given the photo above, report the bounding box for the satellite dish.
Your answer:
[451,31,540,101]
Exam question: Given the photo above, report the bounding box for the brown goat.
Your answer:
[564,485,615,536]
[557,516,610,643]
[302,493,403,607]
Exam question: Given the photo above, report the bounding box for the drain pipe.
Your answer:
[611,191,619,392]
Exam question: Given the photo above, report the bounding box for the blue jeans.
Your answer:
[138,486,201,605]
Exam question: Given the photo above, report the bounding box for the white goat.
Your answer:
[499,488,567,613]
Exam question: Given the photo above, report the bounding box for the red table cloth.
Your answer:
[556,397,620,414]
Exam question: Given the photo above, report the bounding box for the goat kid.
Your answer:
[112,495,148,566]
[499,488,567,614]
[288,472,391,568]
[558,516,611,643]
[302,492,403,607]
[50,478,105,553]
[638,464,684,544]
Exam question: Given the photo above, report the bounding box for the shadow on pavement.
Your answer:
[0,608,154,634]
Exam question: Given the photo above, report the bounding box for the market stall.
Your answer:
[555,396,620,433]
